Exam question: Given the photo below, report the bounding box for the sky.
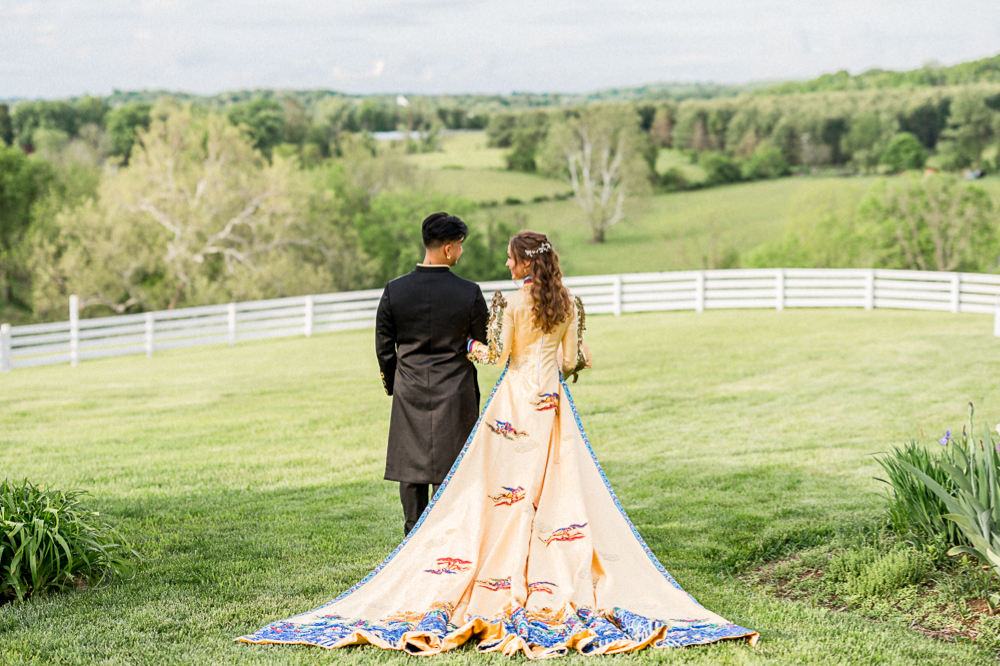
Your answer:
[2,0,999,99]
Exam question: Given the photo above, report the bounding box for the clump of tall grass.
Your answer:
[1,479,137,603]
[875,440,964,552]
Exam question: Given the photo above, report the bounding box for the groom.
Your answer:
[375,212,489,536]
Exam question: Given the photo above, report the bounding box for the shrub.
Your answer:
[875,440,963,548]
[0,479,136,603]
[700,152,742,185]
[880,132,928,172]
[741,143,790,180]
[827,545,931,597]
[658,166,690,192]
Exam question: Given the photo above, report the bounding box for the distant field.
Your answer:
[406,131,572,202]
[3,308,998,664]
[655,149,709,183]
[404,131,1000,278]
[478,176,882,276]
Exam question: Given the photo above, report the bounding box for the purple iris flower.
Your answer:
[940,429,952,446]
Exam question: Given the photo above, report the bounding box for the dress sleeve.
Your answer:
[561,296,589,383]
[375,288,397,396]
[468,290,512,366]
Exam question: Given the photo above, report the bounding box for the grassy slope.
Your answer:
[407,133,1000,278]
[3,308,1000,664]
[406,133,875,275]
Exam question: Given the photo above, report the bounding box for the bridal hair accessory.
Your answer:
[524,242,552,257]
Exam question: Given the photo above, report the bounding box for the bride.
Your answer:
[237,230,757,658]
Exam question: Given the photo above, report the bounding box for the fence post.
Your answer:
[775,268,784,311]
[995,296,1000,338]
[228,303,237,347]
[695,271,705,313]
[145,312,154,358]
[0,323,11,372]
[864,269,875,311]
[950,273,961,314]
[304,295,314,337]
[69,294,79,367]
[612,275,622,317]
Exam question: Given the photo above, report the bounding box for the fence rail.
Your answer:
[3,268,999,372]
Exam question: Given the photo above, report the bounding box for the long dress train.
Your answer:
[237,288,758,658]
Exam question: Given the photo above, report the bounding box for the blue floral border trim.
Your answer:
[238,603,754,654]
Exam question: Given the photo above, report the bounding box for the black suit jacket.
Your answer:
[375,265,489,484]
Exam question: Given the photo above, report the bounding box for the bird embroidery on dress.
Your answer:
[531,393,559,411]
[424,557,473,575]
[475,577,511,591]
[528,581,558,594]
[488,486,525,506]
[539,523,588,546]
[383,610,423,624]
[486,420,528,440]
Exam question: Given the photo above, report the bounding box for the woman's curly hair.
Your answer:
[509,230,573,334]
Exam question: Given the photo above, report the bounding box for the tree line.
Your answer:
[4,71,1000,325]
[486,83,1000,183]
[0,98,520,325]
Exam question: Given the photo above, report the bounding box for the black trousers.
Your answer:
[399,482,441,536]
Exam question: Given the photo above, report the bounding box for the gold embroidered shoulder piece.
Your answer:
[566,296,588,384]
[468,290,507,365]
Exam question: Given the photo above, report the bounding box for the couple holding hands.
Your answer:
[238,214,757,658]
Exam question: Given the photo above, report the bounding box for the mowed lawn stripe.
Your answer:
[1,309,997,664]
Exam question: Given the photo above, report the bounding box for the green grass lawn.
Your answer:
[655,149,709,184]
[3,308,1000,664]
[406,131,573,203]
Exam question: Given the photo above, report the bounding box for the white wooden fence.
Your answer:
[3,268,1000,372]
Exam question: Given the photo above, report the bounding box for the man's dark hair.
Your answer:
[422,212,468,249]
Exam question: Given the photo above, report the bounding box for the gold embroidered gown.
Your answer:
[237,287,758,658]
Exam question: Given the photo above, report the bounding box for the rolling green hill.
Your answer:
[408,131,1000,277]
[767,53,1000,94]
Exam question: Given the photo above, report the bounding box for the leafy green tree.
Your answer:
[741,142,790,180]
[898,99,950,149]
[649,104,676,147]
[0,104,13,146]
[701,151,742,184]
[505,111,549,172]
[820,117,850,165]
[486,113,517,148]
[863,174,996,272]
[880,133,928,172]
[226,99,285,158]
[105,103,152,160]
[357,99,395,132]
[843,112,895,173]
[0,145,53,311]
[937,90,995,169]
[454,213,523,282]
[282,97,311,145]
[11,101,80,147]
[74,96,108,128]
[33,104,361,318]
[540,105,652,243]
